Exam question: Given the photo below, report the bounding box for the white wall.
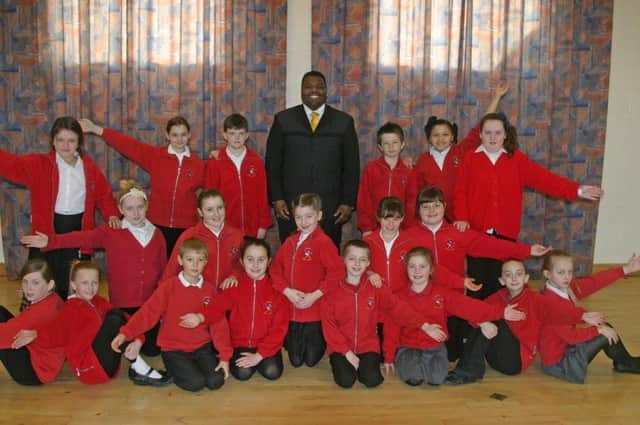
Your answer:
[593,0,640,263]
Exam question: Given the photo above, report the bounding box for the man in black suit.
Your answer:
[265,70,360,246]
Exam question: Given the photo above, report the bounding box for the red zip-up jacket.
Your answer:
[33,295,139,384]
[484,286,547,371]
[0,150,119,255]
[356,157,418,233]
[270,227,345,322]
[162,222,243,289]
[321,277,424,356]
[120,275,232,359]
[453,149,579,239]
[406,221,531,280]
[45,225,166,308]
[0,293,65,383]
[204,147,272,237]
[539,267,626,366]
[101,128,204,228]
[383,283,504,363]
[200,273,290,358]
[414,124,481,220]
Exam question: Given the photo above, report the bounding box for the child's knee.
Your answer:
[175,375,206,392]
[205,371,225,390]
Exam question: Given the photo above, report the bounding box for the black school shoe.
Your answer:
[613,361,640,374]
[128,367,173,387]
[443,371,478,385]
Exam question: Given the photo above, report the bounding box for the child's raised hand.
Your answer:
[504,303,526,321]
[582,311,605,327]
[179,313,204,328]
[111,333,127,352]
[530,244,552,257]
[382,362,395,375]
[479,322,498,339]
[78,118,104,135]
[453,221,470,232]
[219,275,239,290]
[578,185,603,201]
[215,360,230,380]
[421,323,446,342]
[495,81,510,98]
[345,351,360,370]
[12,329,37,349]
[464,278,483,292]
[622,253,640,275]
[366,271,383,288]
[598,325,619,345]
[20,231,49,248]
[124,339,143,361]
[283,288,305,305]
[235,352,263,369]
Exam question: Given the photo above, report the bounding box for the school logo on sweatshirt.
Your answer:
[433,295,444,308]
[302,248,313,261]
[401,177,408,186]
[367,297,376,309]
[453,156,461,167]
[203,296,212,305]
[264,301,273,314]
[229,245,239,256]
[248,166,257,177]
[445,240,455,250]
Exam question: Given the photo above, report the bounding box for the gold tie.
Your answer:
[310,111,320,132]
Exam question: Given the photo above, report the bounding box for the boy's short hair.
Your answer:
[376,196,405,219]
[166,116,191,133]
[542,249,573,272]
[197,189,224,209]
[501,258,526,273]
[376,122,404,145]
[292,193,322,212]
[179,237,209,259]
[223,113,249,132]
[342,239,371,259]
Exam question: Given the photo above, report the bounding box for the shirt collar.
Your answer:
[545,281,570,300]
[303,103,326,120]
[179,271,204,289]
[424,221,442,234]
[430,145,451,158]
[121,218,155,232]
[56,152,82,168]
[168,144,191,157]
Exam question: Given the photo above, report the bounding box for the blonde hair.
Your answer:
[117,179,147,205]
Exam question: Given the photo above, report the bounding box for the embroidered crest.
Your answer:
[187,169,193,178]
[401,177,408,186]
[229,245,239,255]
[248,166,257,177]
[302,248,313,261]
[203,296,212,305]
[453,156,461,167]
[445,240,455,250]
[433,295,444,308]
[367,297,376,309]
[399,252,407,262]
[264,301,273,314]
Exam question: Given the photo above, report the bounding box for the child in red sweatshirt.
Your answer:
[21,181,167,356]
[0,259,64,385]
[179,238,289,381]
[80,116,204,256]
[357,122,418,234]
[204,113,272,238]
[13,261,168,386]
[112,238,233,392]
[538,250,640,384]
[270,193,345,368]
[384,248,524,386]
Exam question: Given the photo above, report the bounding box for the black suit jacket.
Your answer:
[265,104,360,212]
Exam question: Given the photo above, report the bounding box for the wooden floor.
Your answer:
[1,264,639,425]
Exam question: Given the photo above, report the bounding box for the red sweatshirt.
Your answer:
[414,124,481,220]
[0,294,65,383]
[356,157,418,232]
[270,227,345,322]
[45,225,167,308]
[0,150,119,255]
[200,273,290,358]
[120,275,232,359]
[453,149,579,239]
[32,295,134,384]
[162,222,243,289]
[321,277,424,356]
[406,221,531,278]
[484,286,547,371]
[101,128,205,228]
[539,267,626,366]
[383,283,504,363]
[204,147,272,237]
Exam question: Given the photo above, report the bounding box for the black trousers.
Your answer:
[445,316,470,362]
[0,306,42,385]
[157,225,186,259]
[92,308,129,378]
[329,352,383,388]
[467,232,515,300]
[230,347,284,381]
[453,320,522,380]
[284,321,326,367]
[161,343,225,392]
[276,207,342,248]
[29,212,87,300]
[121,307,161,357]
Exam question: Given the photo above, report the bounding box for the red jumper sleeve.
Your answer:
[101,128,155,172]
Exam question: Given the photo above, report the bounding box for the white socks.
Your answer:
[131,356,163,379]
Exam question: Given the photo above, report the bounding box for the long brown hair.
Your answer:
[480,112,518,156]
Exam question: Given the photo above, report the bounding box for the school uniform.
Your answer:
[0,294,65,385]
[32,295,135,384]
[356,157,418,233]
[539,267,626,383]
[101,128,205,254]
[199,272,290,381]
[204,146,272,237]
[384,283,504,385]
[0,149,119,298]
[120,274,232,392]
[321,276,424,388]
[270,227,344,367]
[161,222,243,289]
[414,124,481,220]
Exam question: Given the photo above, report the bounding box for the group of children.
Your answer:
[0,83,638,391]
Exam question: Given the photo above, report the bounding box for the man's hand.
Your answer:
[333,204,353,225]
